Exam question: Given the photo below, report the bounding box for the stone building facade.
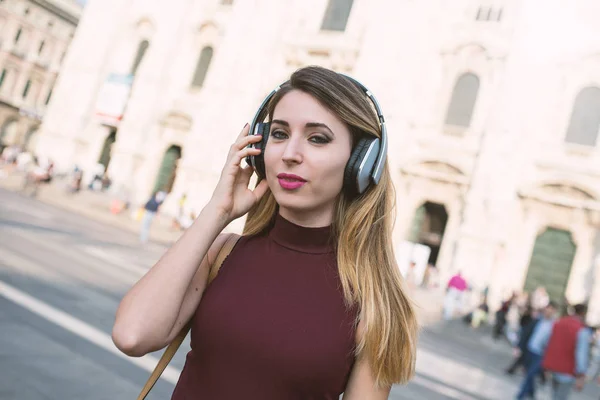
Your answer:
[0,0,81,152]
[34,0,600,323]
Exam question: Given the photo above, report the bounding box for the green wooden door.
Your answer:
[523,228,576,303]
[98,131,116,169]
[154,145,181,193]
[407,204,426,242]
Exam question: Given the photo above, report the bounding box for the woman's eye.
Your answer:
[270,130,288,139]
[309,135,330,144]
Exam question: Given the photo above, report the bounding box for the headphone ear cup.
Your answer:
[344,138,372,196]
[253,122,270,179]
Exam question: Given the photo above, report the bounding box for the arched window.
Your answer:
[154,145,182,193]
[476,6,503,22]
[130,40,149,76]
[45,85,53,105]
[191,46,213,88]
[22,79,31,99]
[565,86,600,147]
[321,0,354,32]
[445,73,480,128]
[14,27,22,44]
[0,68,15,95]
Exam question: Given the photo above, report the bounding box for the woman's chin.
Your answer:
[273,196,307,211]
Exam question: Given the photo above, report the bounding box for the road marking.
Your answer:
[80,245,150,276]
[0,279,182,385]
[2,228,145,286]
[415,346,514,399]
[0,200,55,220]
[0,247,59,280]
[409,375,480,400]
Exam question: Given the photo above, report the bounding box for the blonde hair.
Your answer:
[243,66,418,387]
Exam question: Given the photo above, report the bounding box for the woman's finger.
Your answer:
[231,147,261,167]
[235,164,254,186]
[233,133,263,151]
[235,123,250,141]
[252,179,269,200]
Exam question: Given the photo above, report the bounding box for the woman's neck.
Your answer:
[278,207,333,228]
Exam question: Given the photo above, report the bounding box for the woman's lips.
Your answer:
[278,178,306,190]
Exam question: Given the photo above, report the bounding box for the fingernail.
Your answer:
[244,123,249,128]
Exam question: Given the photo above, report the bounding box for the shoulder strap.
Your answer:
[207,234,240,284]
[136,234,241,400]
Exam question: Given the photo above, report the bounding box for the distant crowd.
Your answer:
[440,272,600,399]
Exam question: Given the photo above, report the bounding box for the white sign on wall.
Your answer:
[95,73,134,125]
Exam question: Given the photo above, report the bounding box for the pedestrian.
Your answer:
[422,263,439,289]
[139,190,166,243]
[542,304,592,399]
[506,305,540,375]
[405,261,417,292]
[67,165,83,194]
[514,302,558,399]
[22,157,54,196]
[531,286,550,312]
[586,326,600,383]
[506,299,523,347]
[494,293,515,340]
[172,193,188,230]
[443,270,467,320]
[112,66,419,398]
[88,162,105,191]
[470,294,489,329]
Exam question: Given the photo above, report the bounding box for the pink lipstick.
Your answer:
[277,173,306,190]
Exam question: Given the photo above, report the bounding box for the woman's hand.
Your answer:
[208,123,269,223]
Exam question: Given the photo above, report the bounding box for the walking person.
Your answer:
[515,302,558,399]
[531,286,550,312]
[494,293,515,340]
[112,66,419,399]
[542,304,592,400]
[507,305,539,375]
[443,271,467,320]
[586,327,600,383]
[172,193,188,230]
[139,190,166,243]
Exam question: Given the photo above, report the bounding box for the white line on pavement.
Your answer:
[0,246,59,281]
[409,375,479,400]
[0,279,182,385]
[1,200,55,220]
[415,346,514,399]
[3,229,143,286]
[80,245,150,276]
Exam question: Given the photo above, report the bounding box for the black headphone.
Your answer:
[245,74,388,196]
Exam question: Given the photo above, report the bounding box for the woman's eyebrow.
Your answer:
[271,119,289,127]
[271,119,335,137]
[305,122,334,136]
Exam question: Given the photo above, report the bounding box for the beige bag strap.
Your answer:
[136,234,241,400]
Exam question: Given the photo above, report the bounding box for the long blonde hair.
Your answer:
[243,66,418,387]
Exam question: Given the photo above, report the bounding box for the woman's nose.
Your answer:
[281,137,303,164]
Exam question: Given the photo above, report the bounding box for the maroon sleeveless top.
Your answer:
[171,214,358,399]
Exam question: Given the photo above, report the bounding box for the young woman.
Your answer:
[112,66,418,399]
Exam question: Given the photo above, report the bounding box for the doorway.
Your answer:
[153,145,182,193]
[523,228,576,303]
[98,128,117,169]
[407,202,449,265]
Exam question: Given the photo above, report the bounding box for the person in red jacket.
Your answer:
[542,304,592,399]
